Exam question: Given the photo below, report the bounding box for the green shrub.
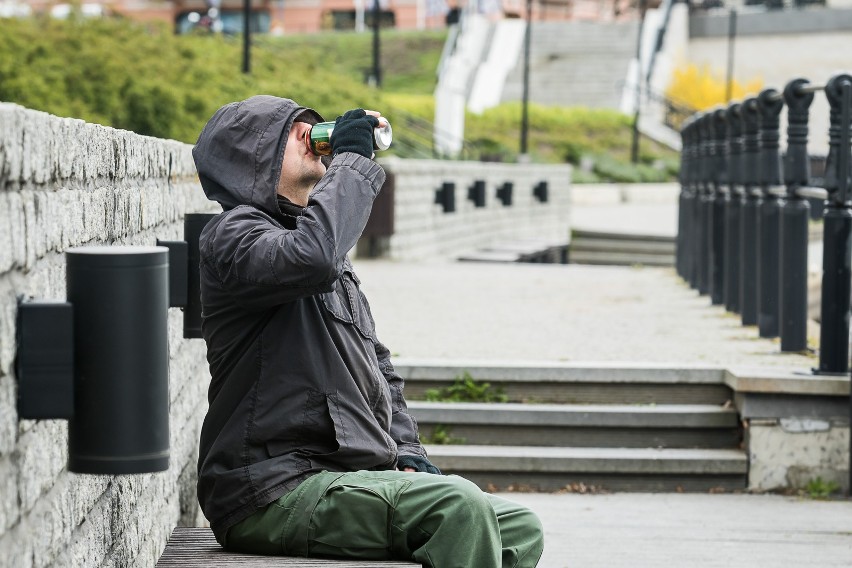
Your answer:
[0,17,680,175]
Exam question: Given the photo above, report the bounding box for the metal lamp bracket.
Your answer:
[16,299,74,420]
[157,213,217,338]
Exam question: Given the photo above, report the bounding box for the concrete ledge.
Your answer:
[408,401,739,428]
[689,7,852,38]
[571,183,679,206]
[395,359,850,396]
[736,393,849,423]
[395,359,727,384]
[725,367,850,397]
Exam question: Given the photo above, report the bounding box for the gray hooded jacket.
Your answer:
[192,96,426,539]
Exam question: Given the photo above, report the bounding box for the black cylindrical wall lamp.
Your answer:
[435,182,456,213]
[17,246,172,474]
[67,247,170,473]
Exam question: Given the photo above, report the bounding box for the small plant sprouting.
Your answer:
[421,425,466,445]
[804,477,840,500]
[424,372,509,403]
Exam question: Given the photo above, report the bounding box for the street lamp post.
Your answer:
[520,0,532,159]
[242,0,251,74]
[630,0,648,164]
[725,9,737,103]
[372,0,382,87]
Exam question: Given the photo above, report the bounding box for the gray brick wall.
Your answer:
[377,157,572,260]
[0,103,217,568]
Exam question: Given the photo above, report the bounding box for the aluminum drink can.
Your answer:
[305,119,393,156]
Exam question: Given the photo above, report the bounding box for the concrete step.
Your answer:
[397,361,733,405]
[458,240,568,264]
[426,445,749,492]
[410,402,741,449]
[568,231,676,266]
[501,21,636,108]
[457,250,522,263]
[568,251,675,266]
[570,238,676,255]
[572,230,675,243]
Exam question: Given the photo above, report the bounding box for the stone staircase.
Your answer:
[501,21,638,109]
[568,229,676,266]
[400,363,747,492]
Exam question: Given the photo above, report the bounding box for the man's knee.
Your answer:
[435,475,494,516]
[513,506,544,567]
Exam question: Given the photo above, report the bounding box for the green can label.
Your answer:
[307,122,335,156]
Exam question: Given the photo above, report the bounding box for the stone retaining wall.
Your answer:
[374,157,572,260]
[0,103,217,568]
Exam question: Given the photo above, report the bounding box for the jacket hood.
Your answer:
[192,95,324,216]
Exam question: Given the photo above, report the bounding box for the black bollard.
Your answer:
[780,78,814,352]
[711,109,728,305]
[688,118,702,289]
[677,117,693,280]
[818,75,852,374]
[724,103,744,313]
[689,114,705,290]
[740,98,762,326]
[698,114,714,296]
[756,88,784,338]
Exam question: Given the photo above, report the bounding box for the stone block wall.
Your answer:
[0,104,217,568]
[375,157,572,260]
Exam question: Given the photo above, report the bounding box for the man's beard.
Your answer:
[298,161,325,190]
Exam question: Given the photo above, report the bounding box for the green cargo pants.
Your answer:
[223,470,544,568]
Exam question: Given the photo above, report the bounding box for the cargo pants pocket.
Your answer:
[307,472,412,560]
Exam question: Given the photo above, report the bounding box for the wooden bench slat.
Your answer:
[156,527,421,567]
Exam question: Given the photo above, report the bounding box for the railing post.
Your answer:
[711,108,728,305]
[698,113,714,296]
[818,74,852,374]
[780,78,814,352]
[740,98,762,326]
[688,118,702,289]
[756,88,784,338]
[724,102,744,313]
[677,117,693,280]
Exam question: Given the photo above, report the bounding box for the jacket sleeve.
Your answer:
[204,154,386,310]
[375,337,428,458]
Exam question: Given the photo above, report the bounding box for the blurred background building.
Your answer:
[8,0,637,34]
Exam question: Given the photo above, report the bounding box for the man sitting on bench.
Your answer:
[191,95,544,567]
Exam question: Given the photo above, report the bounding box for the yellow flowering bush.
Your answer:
[666,63,763,112]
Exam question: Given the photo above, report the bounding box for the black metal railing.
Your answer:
[677,75,851,368]
[678,75,852,494]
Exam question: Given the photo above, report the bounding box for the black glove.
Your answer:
[331,109,379,159]
[397,455,442,475]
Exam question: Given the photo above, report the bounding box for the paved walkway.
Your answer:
[351,194,851,567]
[354,259,815,368]
[497,492,852,568]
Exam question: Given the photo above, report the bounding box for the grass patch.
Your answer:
[425,372,509,403]
[805,477,841,500]
[420,424,466,445]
